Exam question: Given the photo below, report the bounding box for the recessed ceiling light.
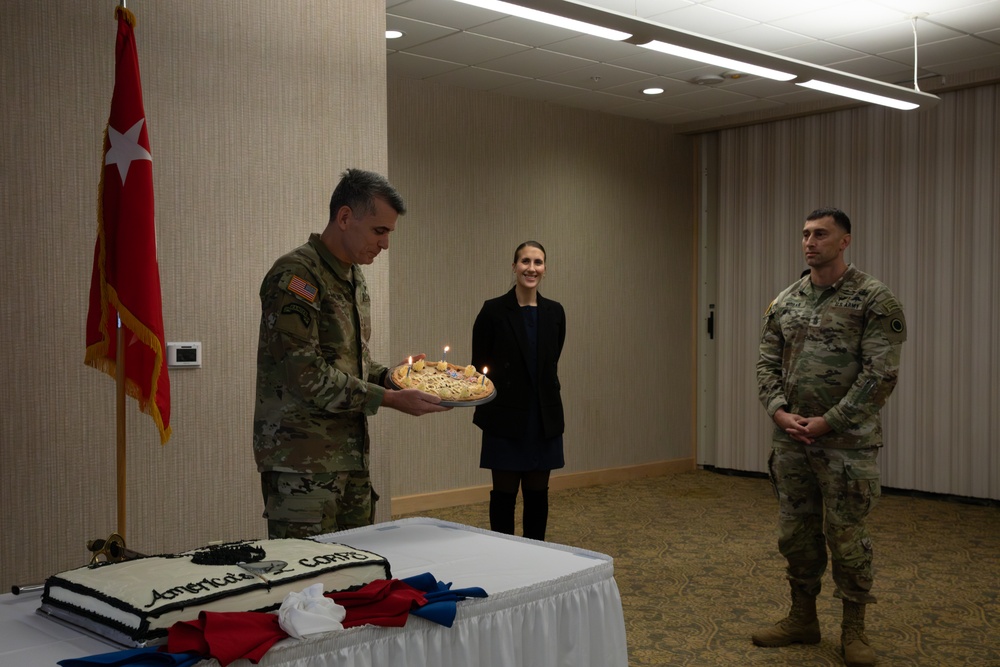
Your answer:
[642,87,664,96]
[386,30,405,39]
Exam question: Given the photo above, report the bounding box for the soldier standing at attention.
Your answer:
[254,168,449,539]
[754,208,907,667]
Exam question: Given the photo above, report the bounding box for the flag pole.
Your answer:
[115,0,128,542]
[116,322,127,538]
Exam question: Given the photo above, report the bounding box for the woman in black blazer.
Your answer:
[472,241,565,540]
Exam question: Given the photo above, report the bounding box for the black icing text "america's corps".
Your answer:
[145,550,376,608]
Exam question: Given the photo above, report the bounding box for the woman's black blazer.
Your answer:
[471,287,565,440]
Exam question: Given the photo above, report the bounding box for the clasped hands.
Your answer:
[773,408,830,445]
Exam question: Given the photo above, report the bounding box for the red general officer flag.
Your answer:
[85,6,171,444]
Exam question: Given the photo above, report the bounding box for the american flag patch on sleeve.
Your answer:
[287,275,318,303]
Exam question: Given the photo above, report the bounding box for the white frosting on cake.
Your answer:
[41,538,389,644]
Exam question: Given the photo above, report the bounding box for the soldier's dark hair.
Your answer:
[329,168,406,220]
[514,240,546,264]
[806,207,851,233]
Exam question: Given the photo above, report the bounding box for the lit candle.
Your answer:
[443,345,450,363]
[406,356,412,377]
[481,366,488,386]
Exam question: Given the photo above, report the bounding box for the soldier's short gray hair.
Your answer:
[330,168,407,220]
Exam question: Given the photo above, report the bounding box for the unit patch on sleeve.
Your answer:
[281,302,312,328]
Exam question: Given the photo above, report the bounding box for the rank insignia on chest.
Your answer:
[287,275,318,303]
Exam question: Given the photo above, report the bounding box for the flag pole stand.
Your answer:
[84,323,144,565]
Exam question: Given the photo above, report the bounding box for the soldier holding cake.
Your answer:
[253,169,449,539]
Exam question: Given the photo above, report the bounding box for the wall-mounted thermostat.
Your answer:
[167,342,202,368]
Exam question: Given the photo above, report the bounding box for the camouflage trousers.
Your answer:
[768,442,881,604]
[260,470,379,539]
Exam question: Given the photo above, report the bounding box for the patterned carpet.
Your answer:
[396,469,1000,666]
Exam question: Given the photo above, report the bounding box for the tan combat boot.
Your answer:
[752,588,821,647]
[841,600,876,666]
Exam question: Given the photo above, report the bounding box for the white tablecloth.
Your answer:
[0,517,628,666]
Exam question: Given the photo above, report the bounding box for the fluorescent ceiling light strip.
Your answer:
[453,0,631,40]
[640,40,795,82]
[797,80,919,111]
[458,0,632,42]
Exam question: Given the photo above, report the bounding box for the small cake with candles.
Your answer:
[390,357,495,406]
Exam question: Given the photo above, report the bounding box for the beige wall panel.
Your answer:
[385,77,696,497]
[0,0,389,591]
[707,84,1000,500]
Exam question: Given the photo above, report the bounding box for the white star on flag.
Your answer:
[105,119,152,185]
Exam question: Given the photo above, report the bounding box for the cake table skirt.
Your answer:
[247,517,628,667]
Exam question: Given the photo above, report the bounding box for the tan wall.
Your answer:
[0,2,698,593]
[0,0,390,591]
[384,77,697,500]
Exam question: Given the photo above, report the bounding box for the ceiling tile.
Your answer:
[645,4,759,34]
[775,41,868,66]
[880,34,1000,68]
[713,24,816,51]
[705,97,787,115]
[552,90,641,112]
[540,63,656,90]
[924,2,1000,34]
[702,0,844,23]
[769,2,908,40]
[978,27,1000,44]
[427,66,531,90]
[833,20,964,53]
[929,52,1000,74]
[661,86,758,111]
[539,34,643,62]
[498,78,588,101]
[387,51,467,79]
[407,31,530,65]
[587,0,695,18]
[477,48,594,78]
[829,54,933,78]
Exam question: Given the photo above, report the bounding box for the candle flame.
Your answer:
[483,366,488,374]
[444,345,450,353]
[408,356,412,365]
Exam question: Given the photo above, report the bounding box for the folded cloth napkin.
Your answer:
[278,582,347,638]
[167,611,285,667]
[401,573,489,628]
[328,578,428,628]
[58,646,201,667]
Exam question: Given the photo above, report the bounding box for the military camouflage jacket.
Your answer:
[757,265,906,448]
[253,234,388,473]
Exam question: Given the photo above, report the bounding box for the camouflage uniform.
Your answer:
[254,233,388,537]
[757,265,906,604]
